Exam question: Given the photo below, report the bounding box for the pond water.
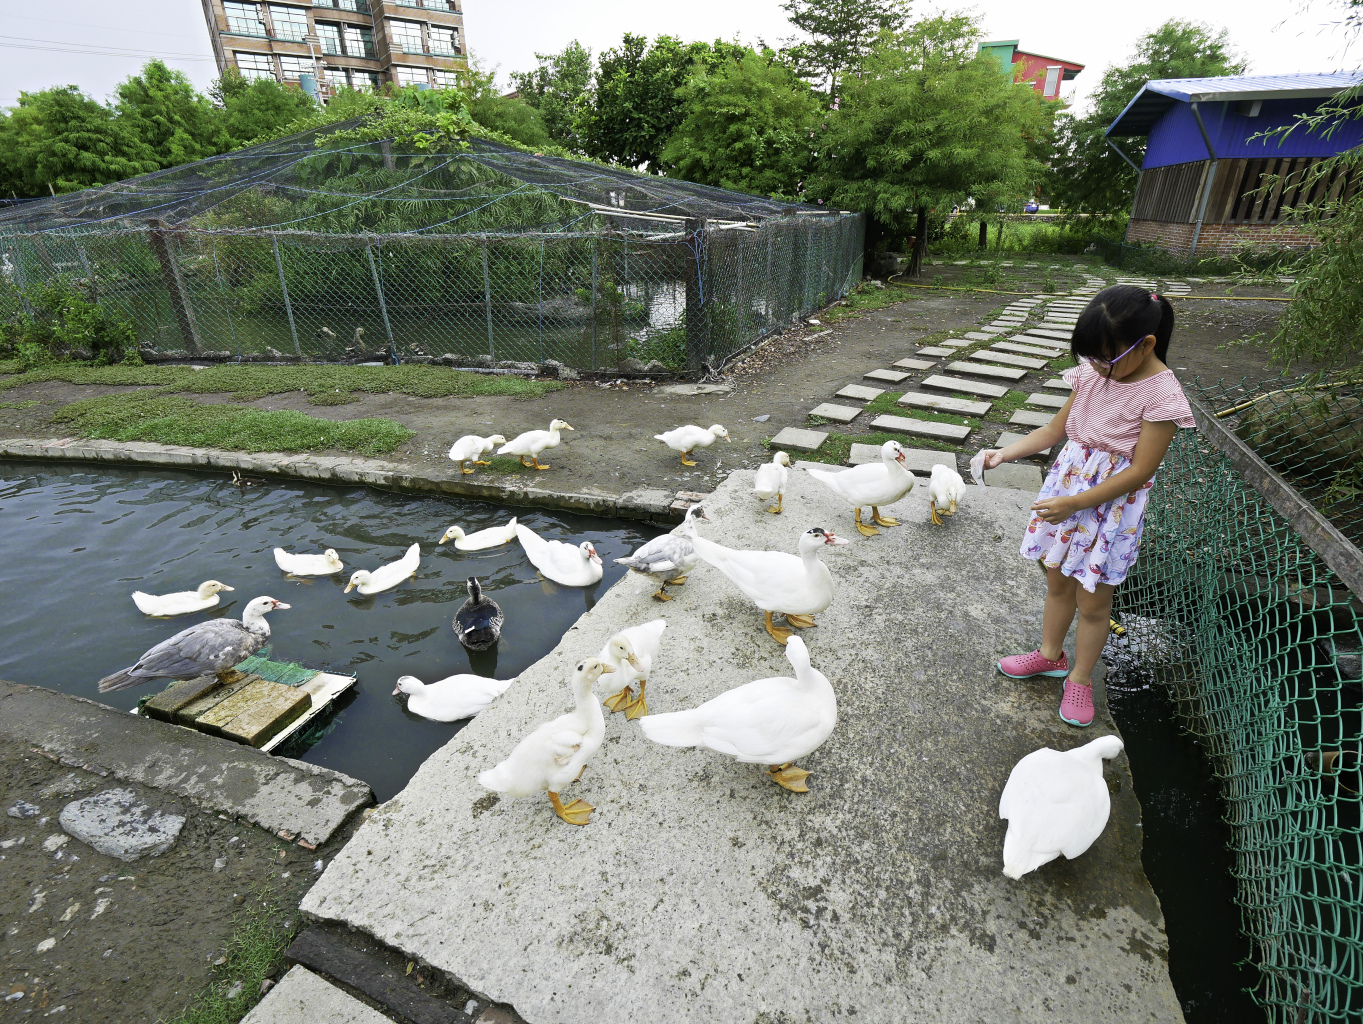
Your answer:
[0,462,658,801]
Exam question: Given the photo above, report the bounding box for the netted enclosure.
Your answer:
[0,122,864,371]
[1115,375,1362,1022]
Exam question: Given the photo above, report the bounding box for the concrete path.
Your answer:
[243,966,390,1024]
[301,470,1183,1023]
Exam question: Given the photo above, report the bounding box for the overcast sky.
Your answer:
[0,0,1355,112]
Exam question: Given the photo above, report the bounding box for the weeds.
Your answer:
[768,430,957,466]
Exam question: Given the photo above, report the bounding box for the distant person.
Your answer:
[981,287,1194,726]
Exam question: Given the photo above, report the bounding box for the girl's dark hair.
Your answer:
[1070,285,1174,366]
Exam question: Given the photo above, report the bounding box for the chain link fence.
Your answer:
[1115,374,1362,1022]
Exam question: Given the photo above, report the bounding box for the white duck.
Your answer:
[447,433,507,475]
[439,517,518,552]
[691,526,848,644]
[752,451,792,514]
[393,672,514,722]
[654,423,730,466]
[804,439,915,537]
[272,547,344,576]
[638,636,835,792]
[477,658,615,825]
[131,580,234,617]
[927,463,967,526]
[344,542,421,595]
[613,504,708,601]
[498,418,574,470]
[999,735,1125,879]
[596,618,666,718]
[515,524,603,587]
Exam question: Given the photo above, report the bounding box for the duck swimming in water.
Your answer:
[454,577,504,651]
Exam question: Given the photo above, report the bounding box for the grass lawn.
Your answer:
[767,429,957,466]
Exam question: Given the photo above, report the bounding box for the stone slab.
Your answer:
[963,332,994,342]
[222,682,312,748]
[920,374,1009,399]
[243,966,392,1024]
[809,403,862,424]
[1010,409,1055,427]
[848,444,952,474]
[0,680,373,845]
[989,321,1024,328]
[59,788,185,862]
[969,350,1048,370]
[978,326,1006,334]
[997,431,1057,461]
[896,391,992,417]
[979,462,1045,492]
[659,384,734,397]
[940,339,971,348]
[143,675,221,723]
[914,346,954,357]
[864,368,911,383]
[945,360,1026,381]
[1044,378,1071,390]
[993,341,1061,358]
[769,426,827,452]
[1009,334,1068,351]
[1025,392,1069,409]
[869,414,972,440]
[890,358,935,371]
[300,469,1181,1024]
[834,384,884,402]
[1028,329,1074,340]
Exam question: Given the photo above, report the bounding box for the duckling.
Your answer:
[344,543,420,595]
[497,419,574,470]
[438,518,517,552]
[448,433,507,475]
[752,451,792,513]
[131,580,234,617]
[597,618,666,718]
[654,424,730,467]
[454,577,503,651]
[927,464,967,526]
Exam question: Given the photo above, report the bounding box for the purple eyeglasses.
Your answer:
[1083,336,1146,371]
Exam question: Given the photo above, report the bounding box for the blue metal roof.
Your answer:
[1107,71,1363,137]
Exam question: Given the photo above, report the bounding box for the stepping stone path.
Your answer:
[774,270,1130,463]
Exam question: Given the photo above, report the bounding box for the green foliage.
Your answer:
[52,392,416,455]
[935,217,1093,255]
[806,15,1050,252]
[469,93,552,148]
[508,41,594,151]
[212,67,318,148]
[116,60,230,167]
[0,282,138,368]
[1048,20,1246,222]
[661,50,820,196]
[781,0,912,96]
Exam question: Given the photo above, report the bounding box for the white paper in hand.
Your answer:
[969,450,989,491]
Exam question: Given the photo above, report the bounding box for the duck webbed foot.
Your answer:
[680,452,697,467]
[532,456,551,470]
[665,575,688,586]
[548,791,593,825]
[602,686,637,714]
[767,494,783,514]
[764,610,792,645]
[652,587,674,601]
[475,459,492,466]
[767,762,812,793]
[284,574,315,584]
[854,508,879,537]
[929,500,945,526]
[461,462,476,475]
[872,506,900,527]
[623,680,649,720]
[785,614,816,629]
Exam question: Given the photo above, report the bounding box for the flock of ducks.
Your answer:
[100,415,1126,880]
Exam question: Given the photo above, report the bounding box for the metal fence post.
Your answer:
[590,238,598,371]
[366,243,396,363]
[146,219,202,354]
[537,237,544,364]
[683,217,708,373]
[481,236,495,361]
[272,236,301,357]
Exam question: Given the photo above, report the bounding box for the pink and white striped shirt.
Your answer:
[1061,363,1195,459]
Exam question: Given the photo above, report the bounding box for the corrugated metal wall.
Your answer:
[1143,98,1363,170]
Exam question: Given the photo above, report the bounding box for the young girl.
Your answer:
[983,285,1195,727]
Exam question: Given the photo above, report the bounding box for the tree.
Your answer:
[508,41,593,151]
[212,67,317,148]
[660,50,819,196]
[1047,20,1246,223]
[116,60,230,168]
[806,15,1051,275]
[781,0,912,96]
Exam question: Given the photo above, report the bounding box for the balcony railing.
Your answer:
[226,20,269,36]
[398,42,426,54]
[429,44,460,56]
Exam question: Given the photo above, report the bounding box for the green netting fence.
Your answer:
[1116,372,1363,1022]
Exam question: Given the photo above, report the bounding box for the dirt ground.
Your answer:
[0,735,352,1023]
[0,257,1299,499]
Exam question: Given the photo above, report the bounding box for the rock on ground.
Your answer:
[59,788,186,861]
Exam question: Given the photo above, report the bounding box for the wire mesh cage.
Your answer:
[1115,375,1363,1023]
[0,125,864,372]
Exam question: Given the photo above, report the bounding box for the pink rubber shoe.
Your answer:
[997,649,1070,679]
[1059,679,1094,727]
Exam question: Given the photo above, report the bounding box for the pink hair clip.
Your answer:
[1151,292,1159,301]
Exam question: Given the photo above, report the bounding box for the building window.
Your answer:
[316,21,342,54]
[394,65,428,87]
[278,54,314,79]
[342,24,374,57]
[337,0,366,10]
[394,0,424,6]
[431,69,460,88]
[224,1,268,37]
[429,26,458,56]
[351,69,380,90]
[268,4,310,41]
[387,19,423,54]
[234,52,276,80]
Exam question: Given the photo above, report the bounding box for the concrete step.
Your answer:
[914,346,955,357]
[969,350,1049,370]
[869,414,972,440]
[997,430,1057,461]
[993,341,1060,358]
[809,403,862,423]
[864,368,912,383]
[1043,378,1070,390]
[978,462,1044,491]
[896,391,992,416]
[1019,328,1071,341]
[919,374,1008,399]
[1009,409,1054,427]
[242,965,391,1024]
[939,339,971,348]
[1025,392,1068,409]
[770,426,828,451]
[977,326,1006,334]
[945,360,1026,381]
[834,384,884,402]
[963,332,994,342]
[891,357,935,371]
[1008,333,1067,350]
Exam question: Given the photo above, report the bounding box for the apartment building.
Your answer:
[199,0,469,97]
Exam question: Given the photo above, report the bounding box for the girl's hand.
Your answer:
[982,449,1007,469]
[1031,493,1084,525]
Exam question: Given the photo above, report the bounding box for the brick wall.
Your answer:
[1127,219,1318,256]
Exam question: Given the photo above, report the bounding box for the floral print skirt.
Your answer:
[1019,440,1155,593]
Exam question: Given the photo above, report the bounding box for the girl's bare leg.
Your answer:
[1039,565,1077,662]
[1070,582,1115,686]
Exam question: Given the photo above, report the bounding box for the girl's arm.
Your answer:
[982,393,1074,468]
[1031,418,1179,524]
